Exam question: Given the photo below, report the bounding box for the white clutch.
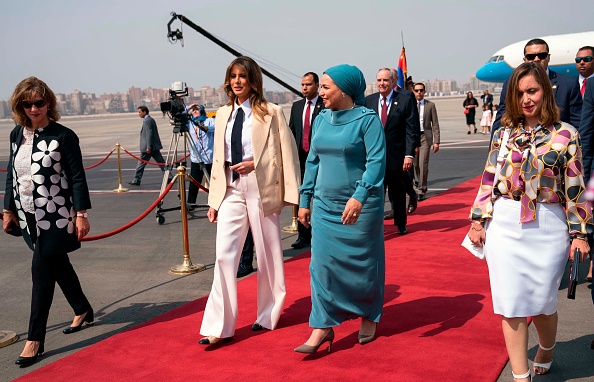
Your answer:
[461,235,485,260]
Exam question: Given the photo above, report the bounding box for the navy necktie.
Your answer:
[231,108,244,181]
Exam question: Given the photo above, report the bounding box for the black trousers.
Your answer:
[297,147,312,242]
[25,213,91,342]
[188,162,212,204]
[238,229,255,267]
[384,168,407,228]
[133,150,165,181]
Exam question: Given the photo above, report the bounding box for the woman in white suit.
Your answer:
[199,56,301,345]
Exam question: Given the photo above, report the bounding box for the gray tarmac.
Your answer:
[1,96,593,381]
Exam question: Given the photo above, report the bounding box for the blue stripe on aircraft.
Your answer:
[477,62,579,83]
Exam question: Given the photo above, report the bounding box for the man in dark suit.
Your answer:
[365,68,419,234]
[412,82,440,201]
[575,46,594,284]
[129,106,165,185]
[578,77,594,338]
[288,72,324,248]
[492,38,582,133]
[480,89,494,111]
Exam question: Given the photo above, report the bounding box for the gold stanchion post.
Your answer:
[170,165,205,274]
[113,143,129,193]
[282,205,299,233]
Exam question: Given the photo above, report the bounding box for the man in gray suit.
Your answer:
[128,106,165,185]
[412,82,440,201]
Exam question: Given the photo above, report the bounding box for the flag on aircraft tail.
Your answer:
[397,47,407,89]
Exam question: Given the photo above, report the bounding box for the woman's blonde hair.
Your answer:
[500,62,559,129]
[224,56,268,122]
[9,76,60,126]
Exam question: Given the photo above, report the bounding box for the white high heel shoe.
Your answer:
[533,342,555,375]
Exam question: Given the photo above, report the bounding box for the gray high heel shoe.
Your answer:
[294,328,334,354]
[358,321,377,345]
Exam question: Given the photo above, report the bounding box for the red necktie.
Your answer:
[381,97,388,126]
[582,80,587,97]
[302,100,312,152]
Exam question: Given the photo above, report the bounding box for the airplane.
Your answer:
[476,31,594,83]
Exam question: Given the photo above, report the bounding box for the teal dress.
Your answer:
[299,106,386,327]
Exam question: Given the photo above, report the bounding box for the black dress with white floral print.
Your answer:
[4,122,91,256]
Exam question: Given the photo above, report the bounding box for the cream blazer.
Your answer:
[208,102,301,216]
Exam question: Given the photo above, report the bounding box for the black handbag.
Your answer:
[567,248,580,299]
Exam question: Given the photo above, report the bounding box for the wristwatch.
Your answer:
[76,212,88,218]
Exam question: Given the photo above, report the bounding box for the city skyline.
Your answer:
[1,1,591,100]
[0,75,498,119]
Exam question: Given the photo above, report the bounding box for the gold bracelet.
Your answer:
[2,209,13,214]
[572,235,588,242]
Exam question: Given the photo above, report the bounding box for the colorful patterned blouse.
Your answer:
[470,122,592,235]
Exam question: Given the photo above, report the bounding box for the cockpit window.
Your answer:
[488,55,504,63]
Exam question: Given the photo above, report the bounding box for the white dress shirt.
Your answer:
[377,92,393,114]
[302,95,319,128]
[224,99,254,162]
[418,99,425,132]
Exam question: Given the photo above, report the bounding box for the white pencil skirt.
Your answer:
[484,198,570,318]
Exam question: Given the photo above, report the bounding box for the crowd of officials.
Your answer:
[4,37,594,382]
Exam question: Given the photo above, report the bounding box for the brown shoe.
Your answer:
[384,211,394,220]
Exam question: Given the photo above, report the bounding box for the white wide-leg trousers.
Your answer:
[200,170,286,338]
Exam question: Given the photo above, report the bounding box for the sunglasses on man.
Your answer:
[524,52,549,61]
[22,99,48,109]
[575,56,593,63]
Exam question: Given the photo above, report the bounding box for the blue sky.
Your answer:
[0,0,592,99]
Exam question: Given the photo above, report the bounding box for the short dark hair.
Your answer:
[578,46,594,56]
[413,82,425,91]
[138,106,149,114]
[524,38,549,55]
[303,72,319,84]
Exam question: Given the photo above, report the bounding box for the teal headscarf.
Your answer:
[324,64,367,106]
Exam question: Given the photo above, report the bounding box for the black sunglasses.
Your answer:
[413,89,424,93]
[575,56,593,63]
[22,99,48,109]
[524,52,549,61]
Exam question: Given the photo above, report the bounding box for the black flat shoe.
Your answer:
[63,310,94,334]
[127,180,141,186]
[251,322,264,331]
[397,226,409,235]
[407,196,418,214]
[291,238,310,249]
[198,336,233,345]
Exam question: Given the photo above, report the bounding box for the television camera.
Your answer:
[160,81,190,132]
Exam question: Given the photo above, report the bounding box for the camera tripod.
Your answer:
[155,122,211,225]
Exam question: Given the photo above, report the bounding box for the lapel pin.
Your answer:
[393,102,398,106]
[552,85,557,89]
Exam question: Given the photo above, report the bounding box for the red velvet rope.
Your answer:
[121,147,190,166]
[1,147,117,173]
[84,148,115,170]
[186,174,209,193]
[81,181,175,241]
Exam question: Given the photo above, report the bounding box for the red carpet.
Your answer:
[15,176,507,382]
